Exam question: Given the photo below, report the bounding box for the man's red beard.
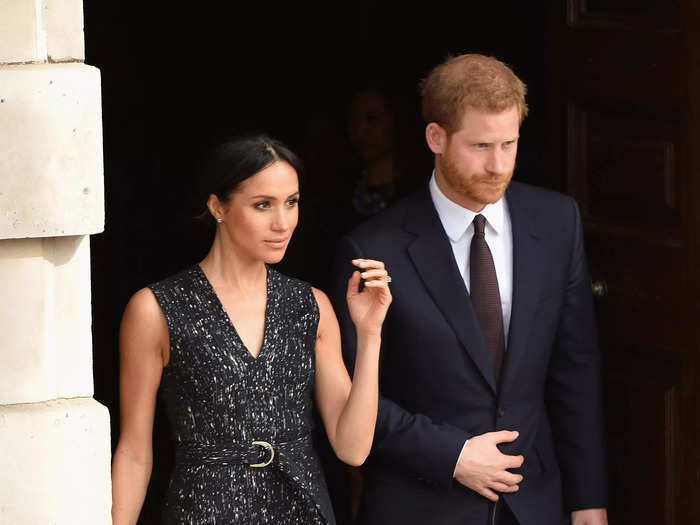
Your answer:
[439,154,514,207]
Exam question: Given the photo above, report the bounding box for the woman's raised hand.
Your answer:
[346,259,392,336]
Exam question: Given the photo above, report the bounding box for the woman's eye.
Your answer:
[254,201,270,210]
[286,198,299,207]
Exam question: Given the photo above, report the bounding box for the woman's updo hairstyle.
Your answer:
[195,133,303,224]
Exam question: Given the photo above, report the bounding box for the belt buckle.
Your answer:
[250,440,275,467]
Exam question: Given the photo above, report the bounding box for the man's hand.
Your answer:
[454,430,524,501]
[571,508,608,525]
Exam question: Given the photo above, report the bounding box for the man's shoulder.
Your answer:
[346,186,427,243]
[508,180,574,206]
[506,181,584,250]
[507,180,579,220]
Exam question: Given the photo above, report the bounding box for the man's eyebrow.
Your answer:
[469,136,519,143]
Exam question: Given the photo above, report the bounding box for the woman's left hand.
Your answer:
[346,259,393,336]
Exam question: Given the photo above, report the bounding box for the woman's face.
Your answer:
[216,161,299,264]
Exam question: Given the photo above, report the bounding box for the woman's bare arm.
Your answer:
[313,259,391,466]
[111,288,168,525]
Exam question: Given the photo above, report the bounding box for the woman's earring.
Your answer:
[216,218,223,223]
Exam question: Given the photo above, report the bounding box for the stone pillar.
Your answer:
[0,1,111,523]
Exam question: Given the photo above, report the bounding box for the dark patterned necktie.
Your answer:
[470,214,505,381]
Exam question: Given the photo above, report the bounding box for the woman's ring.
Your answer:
[386,276,392,283]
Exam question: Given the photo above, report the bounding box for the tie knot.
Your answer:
[473,214,486,236]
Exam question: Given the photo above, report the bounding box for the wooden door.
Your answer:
[550,1,700,523]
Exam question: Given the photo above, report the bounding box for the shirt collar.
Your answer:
[429,171,505,241]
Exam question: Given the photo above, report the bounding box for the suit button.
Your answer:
[498,408,505,417]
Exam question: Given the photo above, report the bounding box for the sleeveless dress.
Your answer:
[149,264,335,524]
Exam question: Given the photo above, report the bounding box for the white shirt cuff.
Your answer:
[453,438,470,478]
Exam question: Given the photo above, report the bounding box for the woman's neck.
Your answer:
[199,235,266,294]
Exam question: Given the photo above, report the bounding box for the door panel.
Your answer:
[568,0,681,30]
[605,351,680,524]
[551,1,700,523]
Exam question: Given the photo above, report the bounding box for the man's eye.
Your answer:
[475,143,490,149]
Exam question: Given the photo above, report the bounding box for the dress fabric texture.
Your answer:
[149,264,334,524]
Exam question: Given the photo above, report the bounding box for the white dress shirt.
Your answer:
[428,173,513,338]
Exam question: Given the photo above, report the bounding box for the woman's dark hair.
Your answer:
[194,134,303,223]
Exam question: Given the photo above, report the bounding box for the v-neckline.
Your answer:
[195,264,272,362]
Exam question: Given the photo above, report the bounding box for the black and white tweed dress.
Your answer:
[149,264,335,524]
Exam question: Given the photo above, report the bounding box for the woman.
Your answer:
[110,135,392,524]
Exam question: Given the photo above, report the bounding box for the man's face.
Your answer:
[431,105,520,211]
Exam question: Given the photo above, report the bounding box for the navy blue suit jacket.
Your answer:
[328,181,607,525]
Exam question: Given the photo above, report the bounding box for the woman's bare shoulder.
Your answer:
[120,287,169,356]
[123,287,163,321]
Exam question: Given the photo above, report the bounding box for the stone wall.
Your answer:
[0,1,112,523]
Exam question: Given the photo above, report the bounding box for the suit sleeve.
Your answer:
[328,234,469,489]
[546,198,608,510]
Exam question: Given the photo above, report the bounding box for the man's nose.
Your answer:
[485,149,507,174]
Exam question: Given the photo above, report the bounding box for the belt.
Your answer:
[175,433,312,468]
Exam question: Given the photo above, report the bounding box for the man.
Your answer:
[328,54,608,525]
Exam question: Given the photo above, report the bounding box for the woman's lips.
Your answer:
[264,238,289,249]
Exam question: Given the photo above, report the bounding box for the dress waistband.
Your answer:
[175,433,313,467]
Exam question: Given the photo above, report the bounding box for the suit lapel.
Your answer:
[500,184,542,393]
[405,188,497,394]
